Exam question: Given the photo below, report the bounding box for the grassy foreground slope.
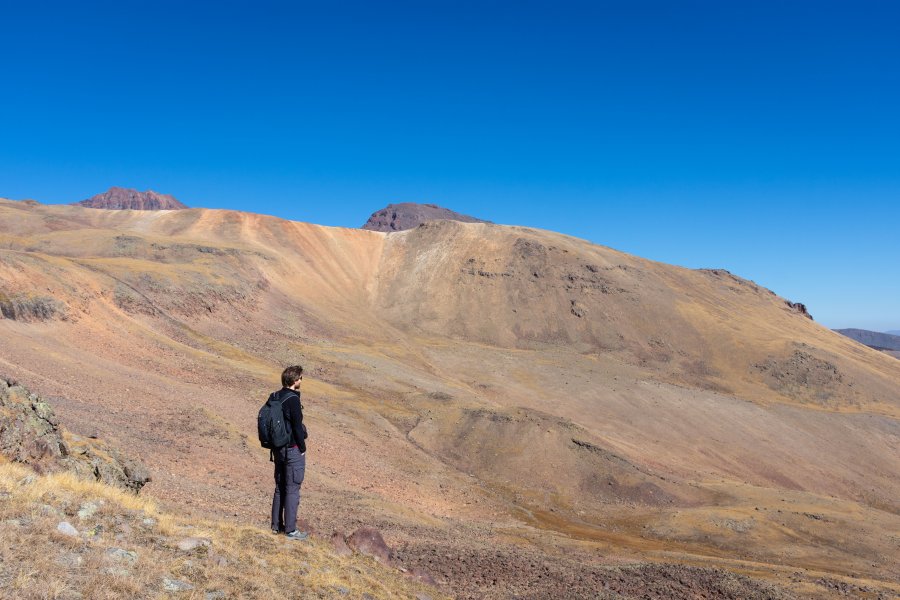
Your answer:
[0,457,445,600]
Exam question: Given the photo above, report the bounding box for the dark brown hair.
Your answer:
[281,365,304,387]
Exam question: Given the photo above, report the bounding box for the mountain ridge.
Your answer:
[835,328,900,351]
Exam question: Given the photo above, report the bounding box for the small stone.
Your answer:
[163,578,194,592]
[77,501,101,520]
[177,537,211,552]
[19,475,36,486]
[56,552,83,568]
[334,586,350,596]
[415,594,434,600]
[57,521,79,537]
[142,517,156,527]
[40,504,61,516]
[205,593,226,600]
[105,567,132,577]
[105,548,138,563]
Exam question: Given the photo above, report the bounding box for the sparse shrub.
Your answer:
[0,292,67,321]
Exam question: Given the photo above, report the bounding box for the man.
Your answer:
[271,365,309,540]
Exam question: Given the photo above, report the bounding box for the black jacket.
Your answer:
[276,387,307,452]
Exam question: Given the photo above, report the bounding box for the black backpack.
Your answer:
[257,392,294,450]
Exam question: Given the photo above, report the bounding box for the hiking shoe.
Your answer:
[286,530,309,541]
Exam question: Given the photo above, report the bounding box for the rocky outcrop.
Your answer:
[74,187,187,210]
[362,203,488,232]
[0,377,150,492]
[0,292,68,322]
[751,347,852,404]
[785,300,813,320]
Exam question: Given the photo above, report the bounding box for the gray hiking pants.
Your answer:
[271,446,306,533]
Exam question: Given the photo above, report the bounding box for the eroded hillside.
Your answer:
[1,198,898,599]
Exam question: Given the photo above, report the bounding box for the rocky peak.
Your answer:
[74,187,188,210]
[361,202,488,232]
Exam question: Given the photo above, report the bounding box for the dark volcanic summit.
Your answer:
[362,202,488,232]
[74,186,188,210]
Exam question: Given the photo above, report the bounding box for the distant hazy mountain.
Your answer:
[362,202,488,232]
[834,328,900,351]
[74,186,187,210]
[887,330,900,336]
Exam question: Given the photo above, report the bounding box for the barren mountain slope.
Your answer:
[377,220,898,406]
[1,198,898,598]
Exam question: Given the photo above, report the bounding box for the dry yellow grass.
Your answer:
[0,461,446,599]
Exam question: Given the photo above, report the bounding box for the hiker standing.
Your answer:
[263,365,309,540]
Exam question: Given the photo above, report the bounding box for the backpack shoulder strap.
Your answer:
[280,391,300,408]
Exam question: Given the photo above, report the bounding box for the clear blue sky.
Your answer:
[1,1,898,331]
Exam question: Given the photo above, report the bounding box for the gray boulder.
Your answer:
[57,521,79,537]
